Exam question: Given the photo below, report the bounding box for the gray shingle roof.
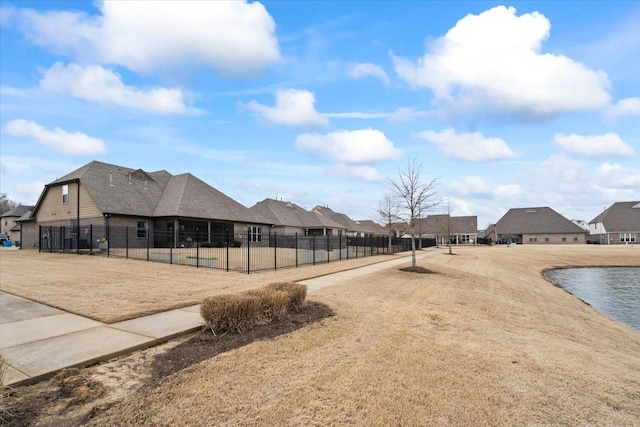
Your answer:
[353,219,389,235]
[312,206,371,233]
[249,199,345,230]
[496,207,586,234]
[39,161,270,224]
[1,205,35,218]
[589,201,640,232]
[414,215,478,234]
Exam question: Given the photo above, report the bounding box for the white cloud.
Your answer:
[415,128,516,162]
[295,128,402,163]
[324,108,435,121]
[493,184,521,197]
[244,89,328,127]
[40,63,187,114]
[597,163,640,188]
[392,5,610,116]
[3,119,107,155]
[17,1,279,75]
[554,132,635,158]
[606,97,640,117]
[448,176,490,196]
[349,63,390,85]
[329,164,385,182]
[13,181,46,204]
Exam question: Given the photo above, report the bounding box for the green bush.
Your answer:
[200,282,307,334]
[230,240,242,248]
[199,241,213,248]
[215,241,226,248]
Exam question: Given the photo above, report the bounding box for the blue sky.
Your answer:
[1,1,638,228]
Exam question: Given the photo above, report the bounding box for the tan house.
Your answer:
[589,201,640,244]
[312,206,387,237]
[486,207,587,244]
[21,161,271,249]
[414,214,478,245]
[1,205,34,243]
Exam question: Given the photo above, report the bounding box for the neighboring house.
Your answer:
[572,219,590,232]
[588,201,640,245]
[486,207,587,244]
[249,198,347,236]
[353,219,389,237]
[0,205,34,243]
[21,161,272,249]
[414,214,479,245]
[312,206,385,237]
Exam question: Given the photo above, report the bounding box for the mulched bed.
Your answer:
[151,301,334,381]
[399,266,435,274]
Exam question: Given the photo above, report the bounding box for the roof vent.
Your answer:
[525,209,536,213]
[286,203,293,208]
[633,203,640,209]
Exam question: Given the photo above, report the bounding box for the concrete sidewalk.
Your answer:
[1,250,437,386]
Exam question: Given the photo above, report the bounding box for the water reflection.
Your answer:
[544,267,640,330]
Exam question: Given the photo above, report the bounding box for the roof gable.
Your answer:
[589,201,640,232]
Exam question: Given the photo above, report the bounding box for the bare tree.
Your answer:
[0,193,19,215]
[389,158,439,267]
[441,199,454,255]
[376,193,400,254]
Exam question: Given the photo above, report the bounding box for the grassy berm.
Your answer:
[2,245,639,426]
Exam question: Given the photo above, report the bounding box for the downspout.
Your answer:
[76,179,80,254]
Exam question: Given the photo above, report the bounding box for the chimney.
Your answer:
[128,172,132,184]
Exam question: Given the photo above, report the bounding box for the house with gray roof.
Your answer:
[312,206,386,237]
[414,214,478,245]
[1,205,34,243]
[21,161,272,249]
[589,201,640,244]
[249,198,346,236]
[486,207,587,244]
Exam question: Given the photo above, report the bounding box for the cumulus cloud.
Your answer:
[14,181,46,204]
[349,63,390,85]
[329,164,385,182]
[16,1,279,74]
[323,107,435,121]
[448,176,490,197]
[244,89,328,127]
[3,119,107,155]
[40,63,187,114]
[392,5,611,116]
[606,97,640,117]
[415,128,516,162]
[493,184,521,197]
[554,132,635,158]
[295,128,402,163]
[597,163,640,188]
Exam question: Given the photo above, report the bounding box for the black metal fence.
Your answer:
[38,225,430,274]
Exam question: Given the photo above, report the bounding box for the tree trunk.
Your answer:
[387,233,392,254]
[411,235,416,267]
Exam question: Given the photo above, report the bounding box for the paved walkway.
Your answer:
[1,250,437,386]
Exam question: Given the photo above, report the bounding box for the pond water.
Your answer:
[544,267,640,331]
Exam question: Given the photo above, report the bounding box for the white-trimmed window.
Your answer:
[529,234,537,243]
[621,233,636,242]
[562,235,567,242]
[62,185,69,204]
[249,226,262,242]
[573,235,579,242]
[544,235,549,242]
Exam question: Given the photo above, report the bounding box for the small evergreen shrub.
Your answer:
[230,240,242,248]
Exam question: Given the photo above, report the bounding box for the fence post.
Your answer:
[75,223,80,255]
[225,229,229,272]
[339,232,342,260]
[49,226,53,253]
[274,231,277,271]
[170,227,174,264]
[196,228,200,268]
[89,224,93,253]
[312,234,316,265]
[246,227,250,274]
[126,226,129,259]
[346,235,349,260]
[146,227,149,261]
[326,233,330,264]
[295,232,298,268]
[106,224,110,257]
[38,225,42,252]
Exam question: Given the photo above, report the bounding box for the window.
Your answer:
[249,226,262,242]
[529,235,537,243]
[544,235,549,242]
[562,235,567,243]
[573,235,578,242]
[137,221,147,238]
[459,235,470,243]
[621,233,636,242]
[62,185,69,204]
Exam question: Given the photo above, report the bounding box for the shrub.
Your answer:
[0,353,7,387]
[200,282,307,334]
[199,241,213,248]
[230,240,242,248]
[266,282,307,312]
[215,241,226,248]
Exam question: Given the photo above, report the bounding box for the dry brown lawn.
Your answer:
[0,249,405,323]
[2,245,639,426]
[79,244,639,426]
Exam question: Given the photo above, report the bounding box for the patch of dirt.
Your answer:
[399,266,435,274]
[0,301,334,427]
